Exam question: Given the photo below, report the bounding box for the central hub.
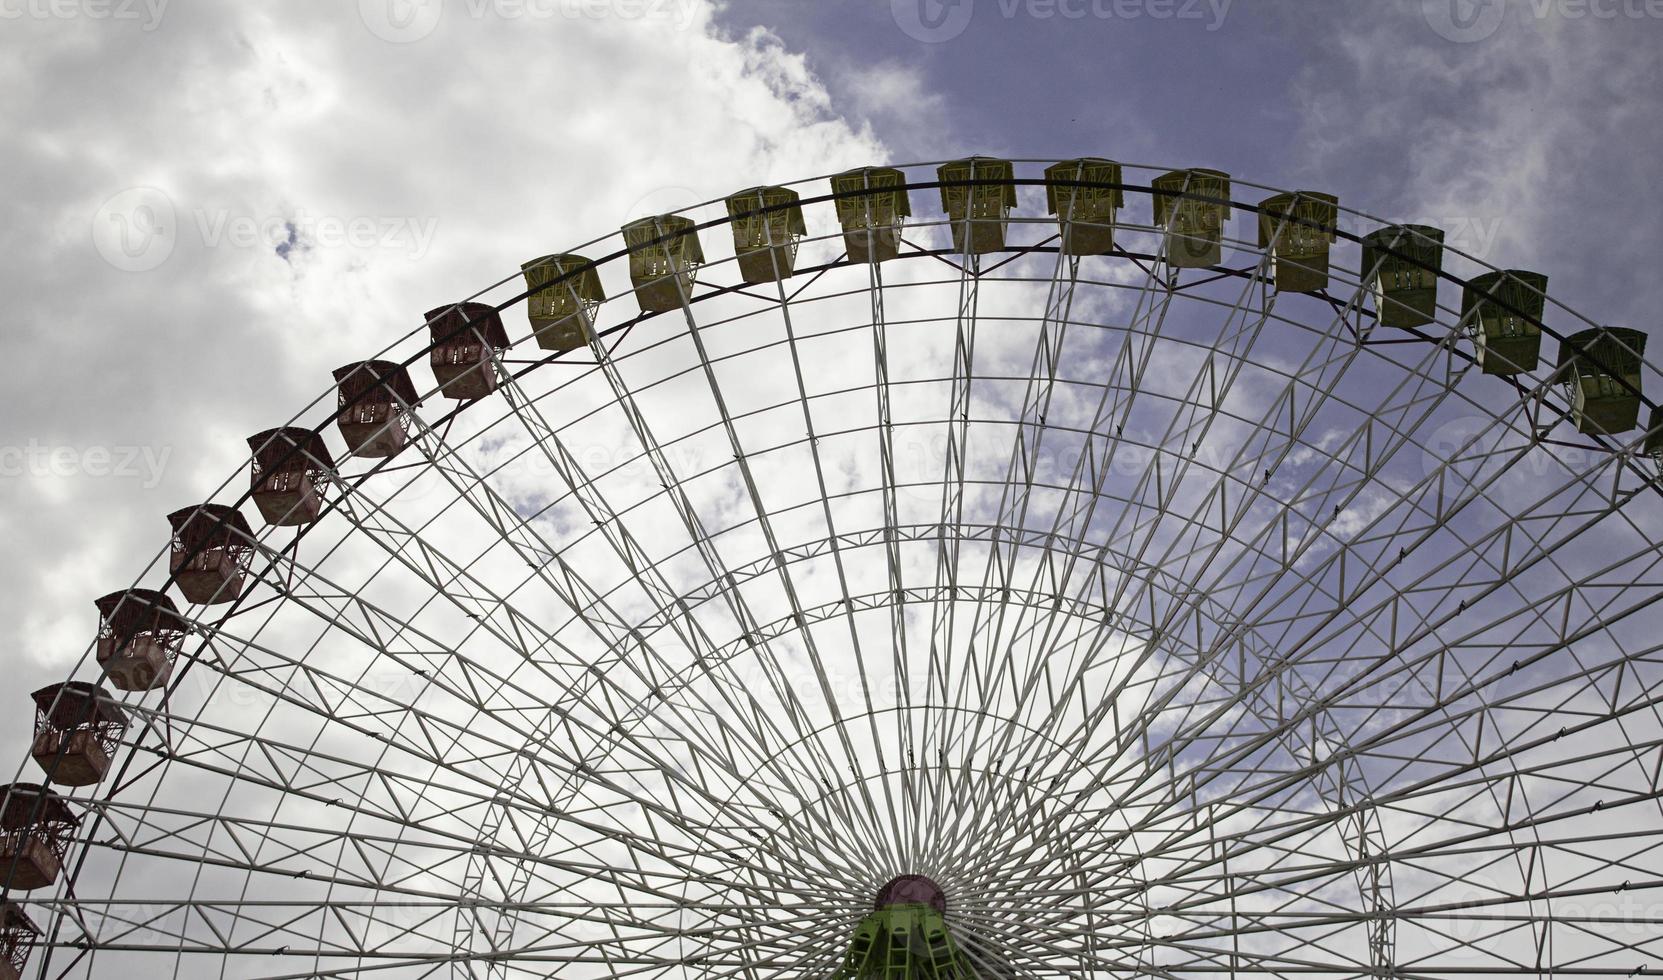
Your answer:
[874,874,946,913]
[835,875,971,978]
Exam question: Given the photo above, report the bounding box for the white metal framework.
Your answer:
[6,160,1663,979]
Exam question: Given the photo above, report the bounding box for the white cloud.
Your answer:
[0,1,882,746]
[1289,5,1662,322]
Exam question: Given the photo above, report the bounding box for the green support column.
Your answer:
[832,903,979,979]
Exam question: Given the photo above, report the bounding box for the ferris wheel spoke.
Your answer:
[1170,442,1649,788]
[186,546,792,857]
[581,299,867,811]
[957,233,1282,813]
[950,902,1191,977]
[1007,628,1656,912]
[662,259,915,877]
[344,424,891,865]
[31,899,455,963]
[98,575,884,945]
[393,415,728,733]
[989,335,1267,757]
[117,702,855,912]
[864,254,917,766]
[862,256,940,876]
[381,389,889,967]
[962,219,1278,732]
[105,700,704,866]
[1023,704,1663,933]
[29,866,848,973]
[939,235,1105,974]
[1048,276,1379,628]
[472,351,828,803]
[971,362,1623,865]
[977,705,1437,909]
[914,224,985,801]
[1042,827,1663,971]
[1000,294,1386,786]
[946,243,1086,783]
[1165,343,1621,681]
[71,785,804,908]
[769,246,922,873]
[28,899,851,979]
[483,348,738,672]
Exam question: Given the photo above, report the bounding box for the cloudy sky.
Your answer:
[2,0,1655,688]
[3,0,1663,974]
[0,0,1656,805]
[0,0,1654,780]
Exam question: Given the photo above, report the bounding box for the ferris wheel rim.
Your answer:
[7,158,1662,980]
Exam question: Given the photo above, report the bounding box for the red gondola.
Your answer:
[166,504,252,606]
[248,427,333,526]
[0,784,78,891]
[29,682,126,787]
[93,588,185,692]
[428,303,509,401]
[332,360,419,458]
[2,902,40,980]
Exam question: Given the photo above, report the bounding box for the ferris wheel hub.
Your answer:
[874,873,946,912]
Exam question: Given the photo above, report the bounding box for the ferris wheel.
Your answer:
[4,157,1662,979]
